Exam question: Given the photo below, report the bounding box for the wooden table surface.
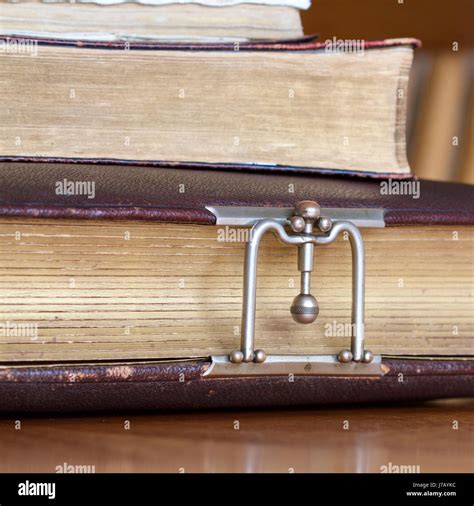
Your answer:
[1,399,473,473]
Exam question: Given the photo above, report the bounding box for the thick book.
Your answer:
[39,0,312,8]
[0,2,304,42]
[0,160,472,412]
[0,37,418,177]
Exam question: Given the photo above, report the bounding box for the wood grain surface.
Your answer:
[0,400,473,473]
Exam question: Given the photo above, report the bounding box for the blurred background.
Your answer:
[302,0,473,184]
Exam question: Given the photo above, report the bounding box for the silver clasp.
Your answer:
[229,200,374,366]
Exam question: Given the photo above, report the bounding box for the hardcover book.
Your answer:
[0,1,304,42]
[0,160,472,412]
[0,37,418,177]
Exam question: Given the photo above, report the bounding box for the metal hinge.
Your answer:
[204,202,386,378]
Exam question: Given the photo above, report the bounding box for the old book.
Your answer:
[30,0,311,8]
[0,160,473,412]
[0,37,418,177]
[0,2,304,42]
[2,218,472,361]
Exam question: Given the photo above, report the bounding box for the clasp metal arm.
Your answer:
[229,201,373,365]
[239,220,309,363]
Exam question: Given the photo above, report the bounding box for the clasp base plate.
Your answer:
[203,355,384,378]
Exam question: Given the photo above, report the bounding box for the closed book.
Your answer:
[0,1,304,42]
[0,37,419,177]
[0,160,472,412]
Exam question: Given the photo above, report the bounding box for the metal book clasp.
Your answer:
[229,200,372,365]
[203,201,385,377]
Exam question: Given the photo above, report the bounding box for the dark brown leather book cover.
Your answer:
[0,160,472,225]
[1,359,473,413]
[0,160,473,412]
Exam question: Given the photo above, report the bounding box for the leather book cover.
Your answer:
[0,160,471,225]
[0,160,473,413]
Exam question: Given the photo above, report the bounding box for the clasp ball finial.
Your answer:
[290,293,319,324]
[362,350,374,363]
[253,349,266,363]
[337,350,353,363]
[318,216,332,233]
[294,200,321,222]
[290,215,306,233]
[229,350,244,364]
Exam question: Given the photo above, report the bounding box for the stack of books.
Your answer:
[0,1,472,412]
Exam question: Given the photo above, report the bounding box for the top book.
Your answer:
[0,37,418,177]
[0,0,305,42]
[43,0,312,8]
